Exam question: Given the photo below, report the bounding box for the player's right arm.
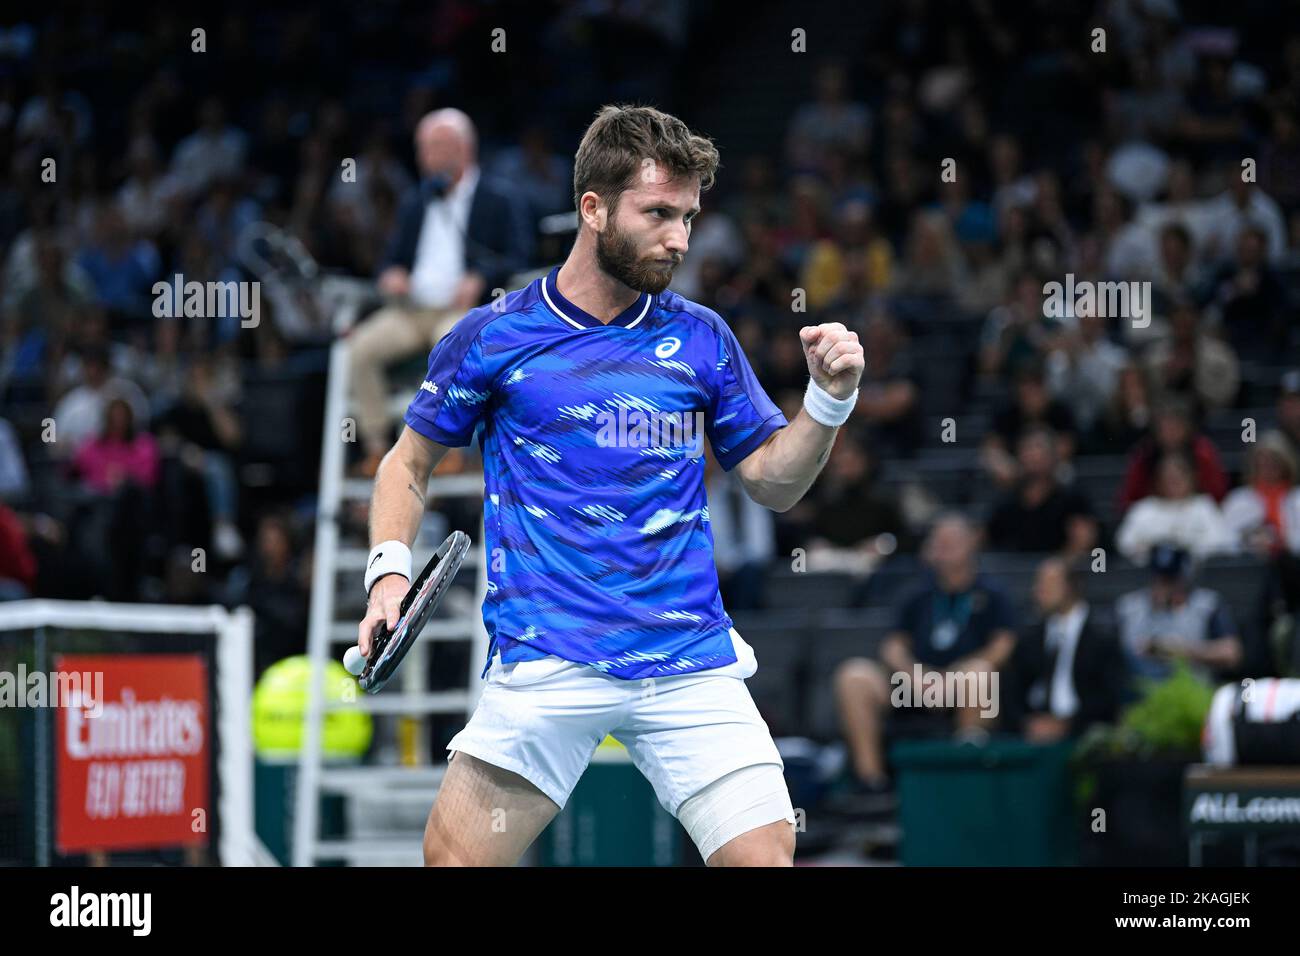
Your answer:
[358,427,451,655]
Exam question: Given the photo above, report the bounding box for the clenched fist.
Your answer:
[799,322,865,400]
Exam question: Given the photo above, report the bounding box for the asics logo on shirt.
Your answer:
[654,337,682,358]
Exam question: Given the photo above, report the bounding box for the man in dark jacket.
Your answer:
[349,108,534,476]
[1006,555,1128,741]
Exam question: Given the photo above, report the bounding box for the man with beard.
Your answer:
[358,105,864,866]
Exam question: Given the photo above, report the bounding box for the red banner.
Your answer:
[55,654,210,854]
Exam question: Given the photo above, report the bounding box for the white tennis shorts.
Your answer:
[447,627,796,859]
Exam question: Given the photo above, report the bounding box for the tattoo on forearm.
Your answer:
[407,482,425,503]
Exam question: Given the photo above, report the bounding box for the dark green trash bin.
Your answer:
[254,758,347,866]
[892,737,1078,866]
[536,743,683,866]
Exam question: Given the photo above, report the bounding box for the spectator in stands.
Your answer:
[8,233,93,359]
[153,355,245,560]
[1142,299,1239,412]
[705,445,774,611]
[979,271,1061,384]
[1092,361,1153,454]
[1210,225,1290,360]
[48,344,150,461]
[1275,370,1300,453]
[1116,543,1244,682]
[988,133,1034,222]
[832,514,1017,793]
[982,360,1078,490]
[193,174,260,294]
[773,175,831,273]
[1116,453,1237,563]
[891,208,966,298]
[759,330,810,411]
[1150,221,1211,314]
[1045,303,1128,436]
[224,511,311,679]
[116,136,178,240]
[954,219,1008,315]
[326,122,414,241]
[70,396,160,496]
[1090,187,1157,303]
[986,425,1097,557]
[1222,430,1300,557]
[0,417,31,503]
[74,202,161,321]
[801,199,892,311]
[0,501,38,600]
[848,314,920,459]
[784,60,871,176]
[1258,107,1300,212]
[135,316,188,418]
[63,395,157,601]
[1005,556,1127,741]
[487,121,574,223]
[1118,397,1229,511]
[789,432,909,573]
[1202,177,1287,266]
[348,108,534,477]
[168,96,248,199]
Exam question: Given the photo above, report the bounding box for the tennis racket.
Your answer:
[353,530,472,693]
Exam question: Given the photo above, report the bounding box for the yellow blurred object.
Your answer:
[398,715,423,765]
[251,655,372,760]
[597,735,625,751]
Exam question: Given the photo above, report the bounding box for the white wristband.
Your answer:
[364,540,412,597]
[803,377,858,427]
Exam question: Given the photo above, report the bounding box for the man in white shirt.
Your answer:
[1008,556,1126,742]
[348,109,533,476]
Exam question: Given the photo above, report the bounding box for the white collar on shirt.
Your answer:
[1046,600,1089,718]
[443,164,480,216]
[1048,601,1088,647]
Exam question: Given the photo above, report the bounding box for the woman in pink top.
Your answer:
[72,396,160,494]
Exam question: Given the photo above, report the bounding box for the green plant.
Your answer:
[1117,662,1217,756]
[1070,662,1217,800]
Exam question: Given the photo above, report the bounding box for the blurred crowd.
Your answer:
[1,2,1298,708]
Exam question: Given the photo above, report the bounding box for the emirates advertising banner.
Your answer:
[54,654,210,854]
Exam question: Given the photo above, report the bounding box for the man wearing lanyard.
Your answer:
[834,513,1018,795]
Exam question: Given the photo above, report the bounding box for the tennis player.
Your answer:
[358,104,864,866]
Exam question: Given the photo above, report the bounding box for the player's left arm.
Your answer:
[736,322,864,512]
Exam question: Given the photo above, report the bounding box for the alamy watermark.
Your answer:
[891,664,999,719]
[152,273,260,327]
[594,407,706,459]
[1043,273,1151,328]
[0,665,103,716]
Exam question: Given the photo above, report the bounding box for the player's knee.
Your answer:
[710,821,795,867]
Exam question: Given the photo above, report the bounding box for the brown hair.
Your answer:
[572,104,720,214]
